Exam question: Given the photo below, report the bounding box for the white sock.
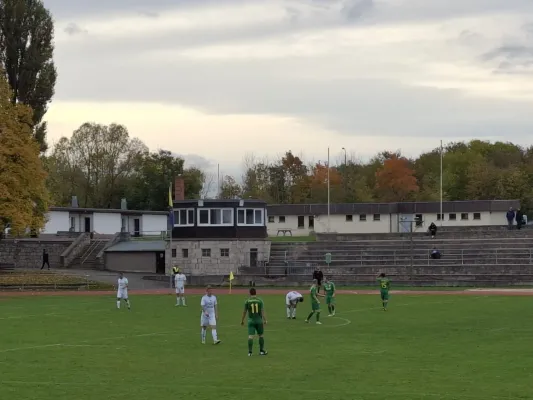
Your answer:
[201,329,206,341]
[292,309,296,318]
[116,301,120,309]
[182,297,186,305]
[176,297,180,305]
[286,307,291,317]
[211,329,218,341]
[125,300,130,308]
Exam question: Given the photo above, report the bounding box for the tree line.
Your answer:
[219,142,533,212]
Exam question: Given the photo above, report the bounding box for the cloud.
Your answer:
[63,22,87,36]
[341,0,374,21]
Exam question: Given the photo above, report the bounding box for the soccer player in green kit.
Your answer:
[323,277,336,316]
[241,288,268,356]
[378,273,390,311]
[305,279,324,324]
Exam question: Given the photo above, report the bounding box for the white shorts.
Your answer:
[200,314,216,326]
[175,286,184,294]
[117,289,128,299]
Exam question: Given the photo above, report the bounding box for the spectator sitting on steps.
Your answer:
[506,207,515,229]
[430,247,441,260]
[428,222,437,238]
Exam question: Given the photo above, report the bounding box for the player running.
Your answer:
[241,288,268,356]
[174,270,187,306]
[305,279,324,324]
[323,277,336,316]
[285,290,303,319]
[378,273,390,311]
[116,273,131,310]
[200,286,221,344]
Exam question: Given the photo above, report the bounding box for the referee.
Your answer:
[172,266,180,288]
[312,267,323,293]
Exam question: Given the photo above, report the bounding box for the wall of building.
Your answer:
[0,239,72,268]
[142,214,167,235]
[42,211,70,234]
[93,213,122,234]
[167,240,271,276]
[105,252,156,273]
[266,210,509,236]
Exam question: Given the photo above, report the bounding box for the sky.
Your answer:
[43,0,533,179]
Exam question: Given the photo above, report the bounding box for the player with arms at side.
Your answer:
[200,286,221,344]
[377,273,390,311]
[285,290,303,319]
[305,279,324,324]
[117,273,131,310]
[323,277,336,316]
[241,288,268,356]
[174,270,187,306]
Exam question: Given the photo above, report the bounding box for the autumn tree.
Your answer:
[0,0,57,151]
[219,175,242,199]
[375,155,419,202]
[309,162,343,203]
[0,70,49,236]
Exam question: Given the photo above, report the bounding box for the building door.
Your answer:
[155,252,165,274]
[308,216,314,229]
[250,248,258,267]
[399,214,412,233]
[84,217,91,232]
[134,218,140,237]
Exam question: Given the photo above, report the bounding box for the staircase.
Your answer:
[69,239,108,269]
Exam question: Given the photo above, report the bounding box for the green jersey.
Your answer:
[244,297,264,322]
[310,286,319,303]
[378,278,390,292]
[324,282,335,296]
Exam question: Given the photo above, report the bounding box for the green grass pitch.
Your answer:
[0,293,531,400]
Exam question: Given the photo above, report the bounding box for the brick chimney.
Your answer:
[174,177,185,201]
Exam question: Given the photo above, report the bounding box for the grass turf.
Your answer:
[0,293,531,400]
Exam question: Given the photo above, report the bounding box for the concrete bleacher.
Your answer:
[254,227,533,286]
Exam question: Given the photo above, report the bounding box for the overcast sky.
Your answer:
[43,0,533,178]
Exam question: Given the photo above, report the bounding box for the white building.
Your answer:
[42,207,168,235]
[265,200,520,236]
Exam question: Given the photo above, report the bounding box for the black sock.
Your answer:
[306,312,314,320]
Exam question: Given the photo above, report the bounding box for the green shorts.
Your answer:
[311,301,320,312]
[380,291,389,301]
[326,295,335,305]
[247,321,264,336]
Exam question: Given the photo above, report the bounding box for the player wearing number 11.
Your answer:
[377,273,390,311]
[241,288,268,357]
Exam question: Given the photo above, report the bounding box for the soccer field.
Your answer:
[0,292,531,400]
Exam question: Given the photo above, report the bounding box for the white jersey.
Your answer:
[174,273,186,287]
[201,294,217,317]
[118,277,128,290]
[286,291,302,305]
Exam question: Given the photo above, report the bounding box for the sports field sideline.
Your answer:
[1,288,532,400]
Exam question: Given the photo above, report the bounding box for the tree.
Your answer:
[219,175,242,199]
[0,70,48,235]
[375,156,419,202]
[49,123,147,208]
[0,0,57,152]
[309,162,343,203]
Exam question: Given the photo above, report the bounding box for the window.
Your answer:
[473,213,481,220]
[268,216,275,223]
[346,215,353,222]
[220,248,229,257]
[461,213,469,220]
[415,214,423,227]
[201,248,211,257]
[449,213,456,220]
[237,208,264,226]
[182,249,188,258]
[373,214,380,221]
[175,208,195,226]
[279,216,286,223]
[436,213,444,221]
[197,208,233,226]
[297,216,305,228]
[171,248,176,258]
[359,214,367,221]
[70,217,75,229]
[308,216,314,228]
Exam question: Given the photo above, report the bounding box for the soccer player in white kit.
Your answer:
[286,290,303,319]
[174,271,187,306]
[200,286,221,345]
[117,273,131,310]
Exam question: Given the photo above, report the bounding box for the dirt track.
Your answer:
[1,288,533,297]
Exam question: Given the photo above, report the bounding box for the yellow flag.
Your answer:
[229,271,234,281]
[168,184,173,208]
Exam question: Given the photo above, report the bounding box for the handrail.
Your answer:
[60,233,89,267]
[81,240,104,264]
